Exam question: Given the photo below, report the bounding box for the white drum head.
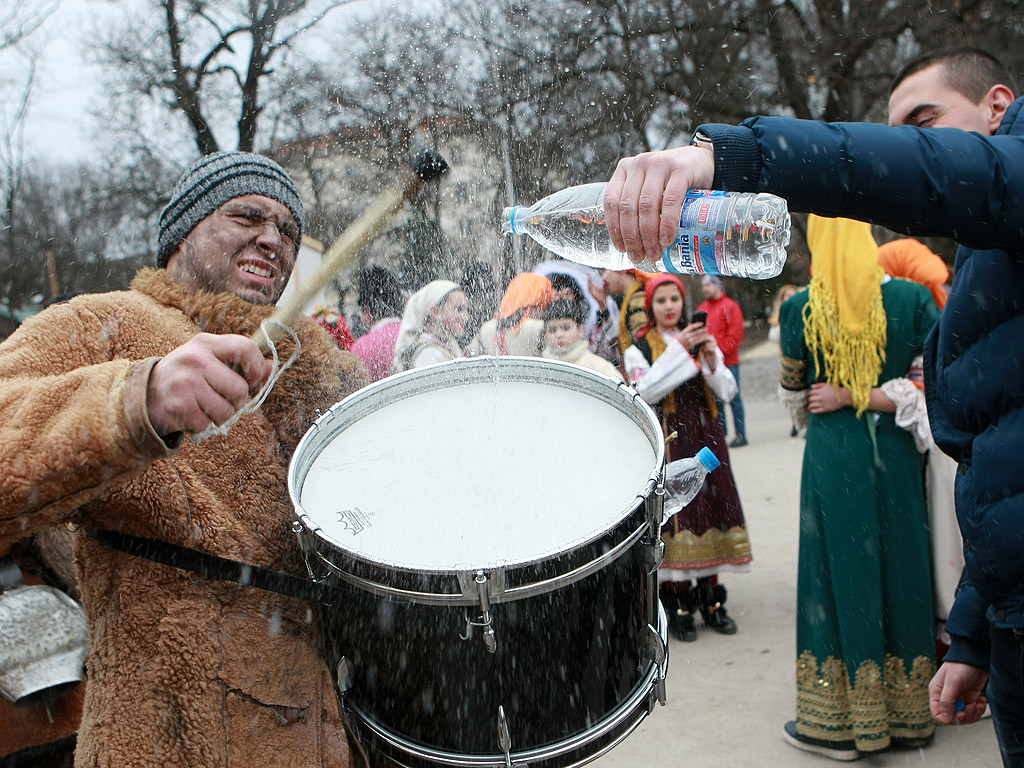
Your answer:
[294,358,660,572]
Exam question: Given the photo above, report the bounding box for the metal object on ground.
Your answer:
[0,563,88,706]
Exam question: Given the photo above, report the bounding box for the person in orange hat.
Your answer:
[623,273,751,643]
[877,237,961,670]
[466,273,554,356]
[877,238,951,309]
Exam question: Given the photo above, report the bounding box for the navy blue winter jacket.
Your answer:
[701,100,1024,670]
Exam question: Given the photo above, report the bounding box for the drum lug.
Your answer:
[459,570,498,653]
[641,482,666,574]
[497,705,527,768]
[293,520,332,583]
[651,471,667,527]
[640,624,668,708]
[641,537,665,575]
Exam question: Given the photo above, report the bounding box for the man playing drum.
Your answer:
[0,152,367,767]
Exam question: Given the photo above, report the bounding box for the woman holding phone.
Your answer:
[623,274,752,642]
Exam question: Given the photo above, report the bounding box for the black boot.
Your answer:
[698,579,738,635]
[659,583,698,642]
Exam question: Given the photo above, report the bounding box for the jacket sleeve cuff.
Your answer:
[124,358,182,457]
[694,123,762,192]
[945,579,992,646]
[943,634,991,672]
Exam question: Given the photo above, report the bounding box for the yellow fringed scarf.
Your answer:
[803,216,887,416]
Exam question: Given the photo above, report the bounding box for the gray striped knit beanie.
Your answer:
[157,151,305,268]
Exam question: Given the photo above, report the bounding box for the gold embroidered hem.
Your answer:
[796,650,935,752]
[662,526,752,570]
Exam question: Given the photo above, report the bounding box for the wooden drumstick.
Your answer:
[252,149,450,354]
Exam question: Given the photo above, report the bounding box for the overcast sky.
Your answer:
[11,0,374,165]
[11,0,112,163]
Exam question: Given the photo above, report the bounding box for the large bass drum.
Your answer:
[289,357,668,768]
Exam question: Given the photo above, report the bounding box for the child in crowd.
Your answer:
[541,299,623,381]
[624,274,752,641]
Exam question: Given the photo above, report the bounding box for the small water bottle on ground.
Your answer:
[662,447,721,521]
[501,182,790,279]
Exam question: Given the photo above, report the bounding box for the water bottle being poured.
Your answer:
[662,446,721,522]
[501,182,790,279]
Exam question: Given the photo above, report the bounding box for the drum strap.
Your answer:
[85,528,334,604]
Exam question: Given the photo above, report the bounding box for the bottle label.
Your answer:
[662,192,728,275]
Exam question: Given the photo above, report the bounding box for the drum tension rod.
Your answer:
[461,571,498,653]
[497,705,526,768]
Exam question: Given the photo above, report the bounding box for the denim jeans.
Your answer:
[990,626,1024,767]
[716,363,746,437]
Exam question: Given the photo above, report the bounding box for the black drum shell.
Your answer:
[321,541,657,756]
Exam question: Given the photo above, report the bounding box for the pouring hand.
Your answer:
[604,145,715,265]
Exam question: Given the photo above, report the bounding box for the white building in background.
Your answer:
[274,121,507,309]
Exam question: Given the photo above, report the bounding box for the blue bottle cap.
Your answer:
[509,206,521,235]
[696,446,720,472]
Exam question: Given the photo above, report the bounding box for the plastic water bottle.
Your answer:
[662,447,721,521]
[501,182,790,279]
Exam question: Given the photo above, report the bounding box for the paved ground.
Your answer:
[590,343,1000,767]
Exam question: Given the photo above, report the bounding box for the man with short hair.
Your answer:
[0,151,367,767]
[697,275,747,446]
[604,48,1024,764]
[594,268,651,369]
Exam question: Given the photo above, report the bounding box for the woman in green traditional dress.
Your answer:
[778,216,941,761]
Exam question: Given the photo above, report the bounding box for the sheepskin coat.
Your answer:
[0,269,368,768]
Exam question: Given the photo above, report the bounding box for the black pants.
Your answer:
[990,626,1024,767]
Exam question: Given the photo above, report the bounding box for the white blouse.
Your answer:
[624,331,737,405]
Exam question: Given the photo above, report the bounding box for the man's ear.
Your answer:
[985,84,1016,133]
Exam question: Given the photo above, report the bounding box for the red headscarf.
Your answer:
[633,272,717,418]
[617,270,661,354]
[638,273,687,339]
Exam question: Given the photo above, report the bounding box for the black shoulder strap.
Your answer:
[85,528,333,604]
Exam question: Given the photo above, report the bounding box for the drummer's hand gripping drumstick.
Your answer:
[251,149,450,355]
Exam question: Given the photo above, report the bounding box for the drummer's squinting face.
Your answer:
[167,194,298,305]
[544,317,584,351]
[431,290,469,340]
[651,284,684,331]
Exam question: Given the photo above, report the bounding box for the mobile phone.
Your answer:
[689,310,708,354]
